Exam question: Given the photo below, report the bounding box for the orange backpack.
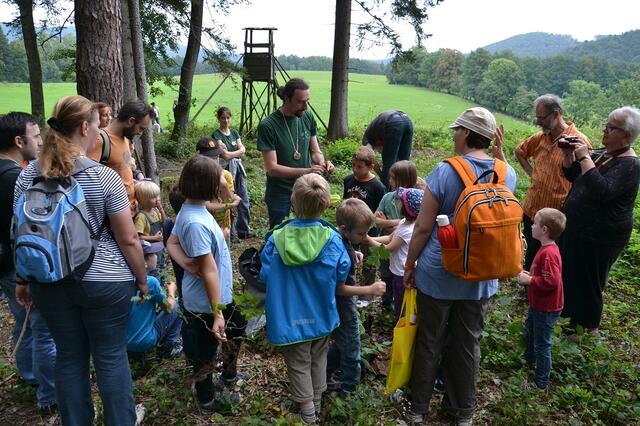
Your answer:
[440,157,524,282]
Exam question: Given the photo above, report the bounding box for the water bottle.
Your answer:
[437,215,458,249]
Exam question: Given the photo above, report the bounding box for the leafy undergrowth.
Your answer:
[1,129,639,425]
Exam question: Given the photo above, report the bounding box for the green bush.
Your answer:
[324,138,361,166]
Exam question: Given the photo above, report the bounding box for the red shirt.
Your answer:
[527,243,564,313]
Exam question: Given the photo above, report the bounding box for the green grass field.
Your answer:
[0,71,535,134]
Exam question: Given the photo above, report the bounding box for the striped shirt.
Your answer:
[515,122,591,218]
[14,159,134,282]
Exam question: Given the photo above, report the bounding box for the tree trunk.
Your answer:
[17,0,44,125]
[170,0,203,146]
[120,0,137,103]
[327,0,351,141]
[128,0,158,183]
[74,0,123,111]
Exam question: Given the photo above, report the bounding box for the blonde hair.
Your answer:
[535,208,566,240]
[336,198,375,231]
[40,95,97,178]
[352,146,376,166]
[135,180,161,207]
[291,174,331,219]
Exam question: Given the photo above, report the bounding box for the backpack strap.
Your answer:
[492,159,507,185]
[443,156,478,187]
[98,129,111,165]
[0,161,20,178]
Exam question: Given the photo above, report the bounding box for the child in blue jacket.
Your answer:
[261,174,382,423]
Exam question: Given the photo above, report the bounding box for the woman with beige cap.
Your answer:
[403,107,516,425]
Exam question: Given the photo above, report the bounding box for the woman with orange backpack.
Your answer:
[403,107,518,425]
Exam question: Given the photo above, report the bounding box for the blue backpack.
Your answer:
[12,158,105,284]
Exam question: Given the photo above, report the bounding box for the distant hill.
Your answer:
[483,32,579,57]
[563,29,640,63]
[482,30,640,64]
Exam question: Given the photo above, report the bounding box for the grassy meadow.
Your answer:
[0,71,535,134]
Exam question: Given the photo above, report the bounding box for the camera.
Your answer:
[557,136,579,149]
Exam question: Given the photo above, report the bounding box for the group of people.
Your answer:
[0,75,639,426]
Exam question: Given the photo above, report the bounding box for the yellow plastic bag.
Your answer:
[385,288,418,395]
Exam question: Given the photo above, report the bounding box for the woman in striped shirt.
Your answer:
[14,95,148,426]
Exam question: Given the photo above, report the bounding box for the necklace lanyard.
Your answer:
[280,111,301,161]
[594,145,631,171]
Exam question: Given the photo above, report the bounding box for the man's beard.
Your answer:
[123,126,137,140]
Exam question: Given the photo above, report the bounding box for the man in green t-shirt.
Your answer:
[257,78,335,228]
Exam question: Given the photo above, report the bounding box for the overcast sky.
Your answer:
[1,0,639,60]
[212,0,640,59]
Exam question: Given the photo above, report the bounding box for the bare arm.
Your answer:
[166,234,199,275]
[261,149,324,178]
[376,217,401,230]
[110,209,148,296]
[336,280,386,296]
[367,234,393,246]
[195,253,226,342]
[309,135,335,173]
[514,150,533,177]
[404,188,439,288]
[163,282,177,312]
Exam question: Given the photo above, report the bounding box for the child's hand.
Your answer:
[165,281,177,295]
[517,271,531,285]
[153,230,163,241]
[212,314,227,342]
[375,211,387,220]
[229,194,241,207]
[223,228,230,240]
[368,280,386,296]
[354,250,364,265]
[155,198,164,210]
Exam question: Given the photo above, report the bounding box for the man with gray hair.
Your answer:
[515,94,591,270]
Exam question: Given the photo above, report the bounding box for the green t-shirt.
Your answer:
[212,128,240,152]
[376,191,402,235]
[256,109,318,196]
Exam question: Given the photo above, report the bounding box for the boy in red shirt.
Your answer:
[517,207,566,390]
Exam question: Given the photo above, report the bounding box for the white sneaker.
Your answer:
[135,403,145,425]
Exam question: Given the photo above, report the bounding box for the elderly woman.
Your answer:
[559,106,640,334]
[403,107,516,425]
[14,96,148,425]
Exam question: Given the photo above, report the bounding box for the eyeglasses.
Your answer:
[603,123,626,133]
[533,111,554,124]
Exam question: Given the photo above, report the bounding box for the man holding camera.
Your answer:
[515,94,591,269]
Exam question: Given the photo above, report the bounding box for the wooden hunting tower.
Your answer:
[239,27,278,134]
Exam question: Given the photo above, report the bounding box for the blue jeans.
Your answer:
[154,308,183,349]
[228,159,251,237]
[380,113,413,188]
[30,280,136,426]
[264,186,292,229]
[326,317,361,393]
[0,271,56,407]
[524,307,560,389]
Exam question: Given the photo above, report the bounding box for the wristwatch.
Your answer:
[578,156,590,162]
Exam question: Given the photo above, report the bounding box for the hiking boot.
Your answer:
[197,398,218,414]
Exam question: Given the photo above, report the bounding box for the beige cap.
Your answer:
[449,107,497,140]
